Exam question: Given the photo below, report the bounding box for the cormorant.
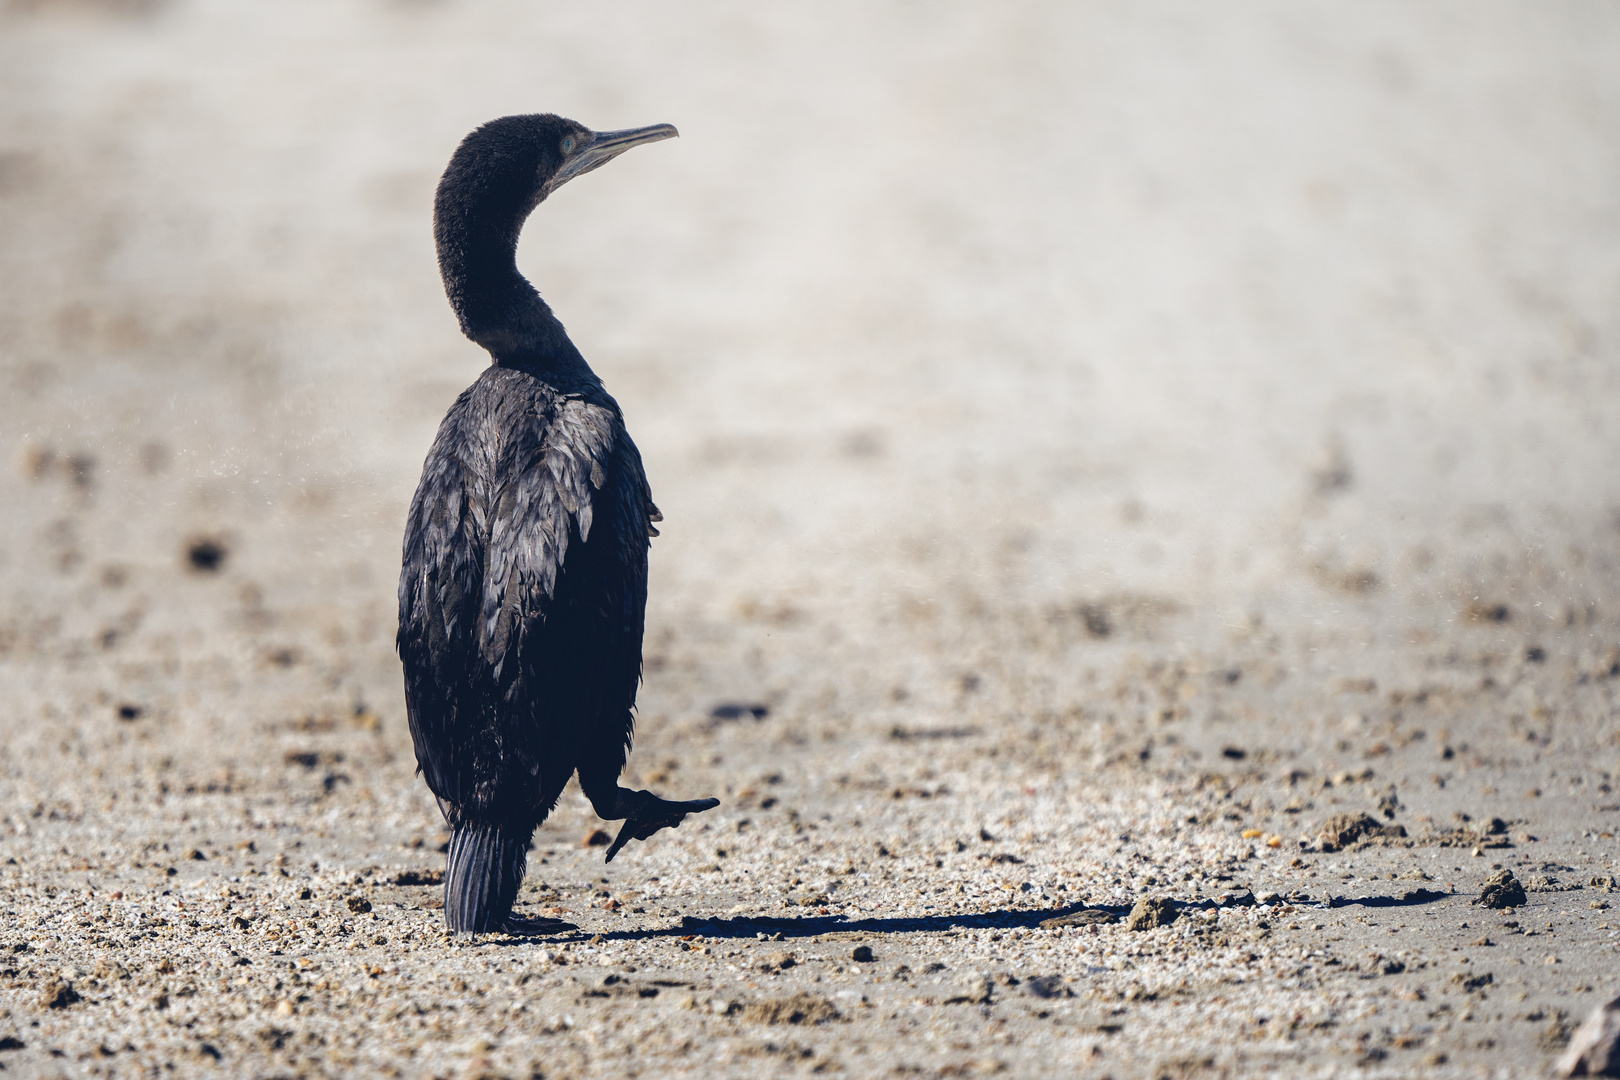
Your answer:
[398,114,718,934]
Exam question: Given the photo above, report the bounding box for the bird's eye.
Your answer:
[561,136,576,154]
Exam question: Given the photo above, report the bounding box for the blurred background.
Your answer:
[2,0,1619,754]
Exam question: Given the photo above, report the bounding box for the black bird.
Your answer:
[398,114,718,934]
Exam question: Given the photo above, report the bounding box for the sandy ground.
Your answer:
[3,1,1620,1077]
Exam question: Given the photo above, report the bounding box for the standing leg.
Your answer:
[496,770,579,935]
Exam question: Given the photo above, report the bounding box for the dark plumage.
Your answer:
[397,114,717,935]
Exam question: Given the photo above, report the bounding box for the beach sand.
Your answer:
[2,2,1619,1076]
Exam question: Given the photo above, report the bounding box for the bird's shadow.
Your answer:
[490,887,1452,947]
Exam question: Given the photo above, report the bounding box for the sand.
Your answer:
[2,1,1619,1077]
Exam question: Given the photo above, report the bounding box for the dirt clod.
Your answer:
[39,979,80,1009]
[1474,870,1528,910]
[1318,812,1405,852]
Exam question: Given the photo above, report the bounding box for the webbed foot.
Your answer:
[604,790,720,862]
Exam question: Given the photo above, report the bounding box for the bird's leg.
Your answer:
[580,778,719,863]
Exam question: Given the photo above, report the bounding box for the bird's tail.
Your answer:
[444,820,529,933]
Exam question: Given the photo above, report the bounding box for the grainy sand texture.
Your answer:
[3,2,1620,1078]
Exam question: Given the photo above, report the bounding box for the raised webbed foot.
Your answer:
[500,913,578,935]
[604,790,720,862]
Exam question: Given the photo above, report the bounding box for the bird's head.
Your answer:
[433,113,678,358]
[436,113,679,238]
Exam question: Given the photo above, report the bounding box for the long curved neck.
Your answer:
[435,203,588,371]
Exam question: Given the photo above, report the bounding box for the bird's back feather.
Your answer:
[397,364,655,825]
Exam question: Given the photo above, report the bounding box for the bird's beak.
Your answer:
[546,123,679,195]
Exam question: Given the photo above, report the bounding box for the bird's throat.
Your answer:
[436,222,578,368]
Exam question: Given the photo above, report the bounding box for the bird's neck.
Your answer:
[437,221,588,372]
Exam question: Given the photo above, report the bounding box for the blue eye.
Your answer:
[561,137,576,153]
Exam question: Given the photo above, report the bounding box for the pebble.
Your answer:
[1126,896,1179,931]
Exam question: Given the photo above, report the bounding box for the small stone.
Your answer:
[583,829,611,848]
[346,896,372,914]
[851,945,874,962]
[1473,870,1527,910]
[274,1000,294,1018]
[1554,994,1620,1078]
[1471,936,1495,947]
[1126,896,1179,931]
[709,998,733,1016]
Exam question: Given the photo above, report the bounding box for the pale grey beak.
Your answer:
[546,123,679,195]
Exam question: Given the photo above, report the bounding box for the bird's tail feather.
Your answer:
[444,820,528,933]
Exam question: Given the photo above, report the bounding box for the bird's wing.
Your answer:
[398,400,488,805]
